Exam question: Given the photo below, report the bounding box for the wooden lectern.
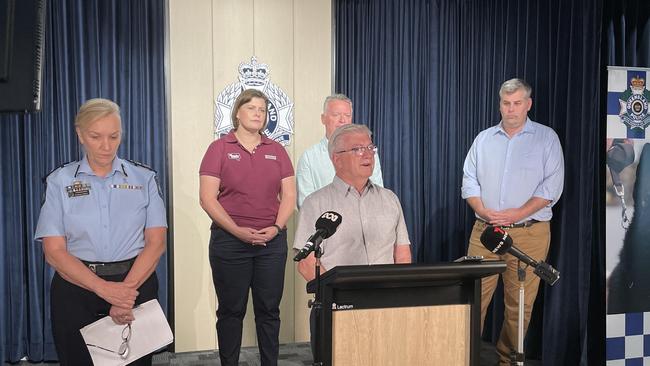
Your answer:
[306,261,506,366]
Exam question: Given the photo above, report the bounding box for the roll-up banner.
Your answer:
[606,66,650,364]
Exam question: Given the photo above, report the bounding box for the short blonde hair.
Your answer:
[231,89,269,134]
[75,98,121,130]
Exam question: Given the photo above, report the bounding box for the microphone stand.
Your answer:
[309,239,324,366]
[510,260,526,366]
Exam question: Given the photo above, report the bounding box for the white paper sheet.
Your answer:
[80,299,173,366]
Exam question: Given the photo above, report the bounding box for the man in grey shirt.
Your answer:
[293,124,411,282]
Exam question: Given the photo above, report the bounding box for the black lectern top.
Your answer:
[307,261,506,293]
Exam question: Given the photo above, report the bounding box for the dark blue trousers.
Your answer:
[50,270,158,366]
[209,228,288,366]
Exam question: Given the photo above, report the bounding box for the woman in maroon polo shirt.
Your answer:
[199,88,296,366]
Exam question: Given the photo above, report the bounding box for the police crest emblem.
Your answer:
[214,56,294,146]
[618,75,650,131]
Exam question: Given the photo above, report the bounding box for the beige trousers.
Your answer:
[467,220,551,365]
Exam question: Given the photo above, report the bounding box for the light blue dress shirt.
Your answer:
[461,119,564,222]
[296,137,384,207]
[35,156,167,262]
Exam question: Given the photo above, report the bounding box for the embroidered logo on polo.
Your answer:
[66,181,90,197]
[228,152,241,161]
[213,56,294,146]
[618,75,650,131]
[265,154,277,160]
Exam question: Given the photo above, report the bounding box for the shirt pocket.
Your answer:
[112,187,148,222]
[364,211,400,263]
[516,148,543,169]
[63,192,99,240]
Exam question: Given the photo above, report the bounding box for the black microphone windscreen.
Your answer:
[480,225,513,255]
[607,140,635,173]
[314,211,343,238]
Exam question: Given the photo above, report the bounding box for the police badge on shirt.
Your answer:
[66,181,91,197]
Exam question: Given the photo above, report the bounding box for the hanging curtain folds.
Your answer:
[335,0,604,364]
[0,0,168,362]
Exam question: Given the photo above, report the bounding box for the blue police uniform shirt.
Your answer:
[35,155,167,262]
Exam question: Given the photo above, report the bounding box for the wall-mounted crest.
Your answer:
[214,56,294,146]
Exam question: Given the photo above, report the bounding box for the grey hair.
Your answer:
[499,78,532,99]
[323,94,353,113]
[328,124,372,157]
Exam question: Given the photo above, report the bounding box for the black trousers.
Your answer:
[209,228,288,366]
[50,269,159,366]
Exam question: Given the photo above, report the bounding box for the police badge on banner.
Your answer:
[607,66,650,139]
[214,56,294,146]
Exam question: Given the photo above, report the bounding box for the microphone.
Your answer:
[480,225,560,285]
[607,139,634,173]
[293,211,342,261]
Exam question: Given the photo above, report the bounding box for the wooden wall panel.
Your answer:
[168,0,332,352]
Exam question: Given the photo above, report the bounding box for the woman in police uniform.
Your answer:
[35,98,167,365]
[199,89,296,366]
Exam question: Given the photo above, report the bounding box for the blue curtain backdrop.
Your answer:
[335,0,604,364]
[605,0,650,66]
[0,0,168,362]
[602,0,650,359]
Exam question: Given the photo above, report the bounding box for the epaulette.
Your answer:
[125,159,157,173]
[125,159,164,198]
[42,160,77,183]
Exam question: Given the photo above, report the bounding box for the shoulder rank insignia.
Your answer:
[125,159,156,172]
[42,160,76,183]
[66,181,91,197]
[124,159,163,198]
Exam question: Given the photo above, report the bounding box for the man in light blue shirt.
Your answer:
[296,94,383,207]
[461,78,564,365]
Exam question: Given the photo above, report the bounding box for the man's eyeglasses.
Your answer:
[335,144,378,156]
[86,323,131,359]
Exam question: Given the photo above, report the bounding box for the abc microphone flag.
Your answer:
[293,211,343,261]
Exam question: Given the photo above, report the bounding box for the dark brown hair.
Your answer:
[231,89,270,134]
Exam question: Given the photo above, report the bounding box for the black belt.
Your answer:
[476,218,539,228]
[82,257,136,276]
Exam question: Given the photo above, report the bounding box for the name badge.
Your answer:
[265,154,277,160]
[66,181,91,197]
[228,153,241,161]
[110,184,143,190]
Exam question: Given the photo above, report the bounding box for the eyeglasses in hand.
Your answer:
[335,144,378,156]
[86,323,131,359]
